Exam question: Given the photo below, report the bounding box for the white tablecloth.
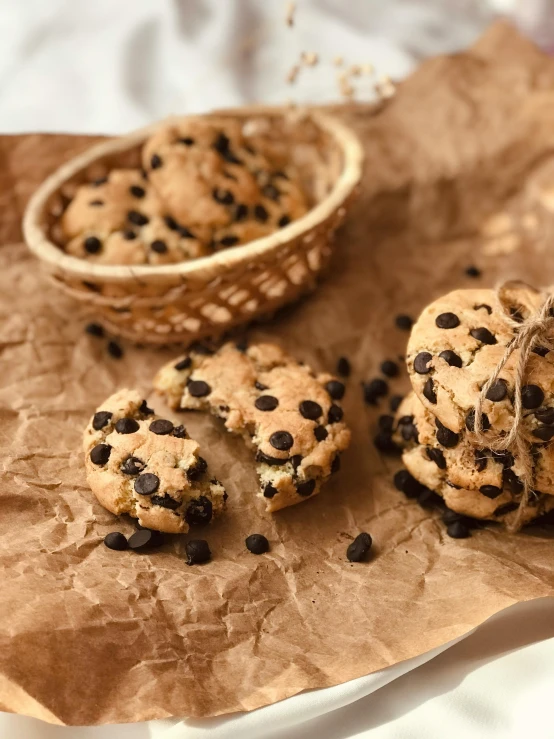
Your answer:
[1,1,553,736]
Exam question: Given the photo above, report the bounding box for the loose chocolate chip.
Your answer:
[151,494,180,510]
[139,399,154,416]
[465,409,490,432]
[129,529,164,551]
[373,432,401,454]
[85,322,104,337]
[187,456,208,480]
[296,479,316,496]
[426,447,446,469]
[130,185,145,198]
[474,450,488,472]
[435,312,460,329]
[255,395,279,411]
[328,404,343,424]
[164,215,179,230]
[90,444,111,466]
[172,425,187,438]
[393,469,424,498]
[336,357,351,377]
[134,473,160,495]
[233,203,248,221]
[175,357,192,370]
[263,484,278,498]
[378,414,394,433]
[532,426,554,441]
[447,521,470,539]
[179,136,195,145]
[151,240,168,254]
[185,496,213,526]
[346,532,372,562]
[474,303,492,314]
[123,230,137,240]
[533,346,549,357]
[326,380,345,400]
[262,184,280,201]
[115,417,139,434]
[465,265,481,278]
[363,378,389,404]
[245,534,269,554]
[503,468,524,494]
[220,235,239,247]
[486,379,508,402]
[107,341,123,359]
[151,154,162,169]
[395,314,413,331]
[256,451,288,466]
[314,426,328,441]
[104,532,128,551]
[299,400,322,420]
[128,210,149,226]
[535,407,554,425]
[423,378,437,404]
[380,359,398,377]
[389,395,403,412]
[521,384,544,409]
[278,214,291,228]
[439,350,462,367]
[414,352,432,374]
[435,420,459,448]
[121,456,145,475]
[92,411,112,430]
[149,419,174,435]
[470,327,497,345]
[417,488,442,508]
[213,188,234,205]
[331,455,341,474]
[254,204,269,222]
[480,484,502,499]
[270,430,294,451]
[255,381,268,391]
[188,380,211,397]
[84,236,102,254]
[185,539,211,565]
[92,176,108,186]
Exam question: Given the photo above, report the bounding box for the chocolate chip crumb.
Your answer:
[346,532,372,562]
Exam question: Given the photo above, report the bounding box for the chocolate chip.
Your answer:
[175,357,191,370]
[262,184,280,200]
[90,443,111,466]
[253,204,269,222]
[494,502,519,517]
[346,532,372,562]
[393,469,424,498]
[255,395,279,411]
[121,456,145,475]
[213,188,234,205]
[299,400,322,420]
[255,381,268,391]
[532,426,554,441]
[474,450,488,472]
[291,455,303,471]
[188,380,211,397]
[417,488,442,508]
[470,327,497,344]
[134,473,160,495]
[509,307,524,322]
[439,350,462,367]
[535,407,554,425]
[331,455,341,474]
[92,411,112,430]
[363,378,389,404]
[149,419,174,435]
[180,225,196,239]
[465,409,490,432]
[85,322,104,337]
[104,532,128,551]
[373,432,401,454]
[503,469,524,495]
[151,154,162,169]
[185,539,211,565]
[414,352,432,374]
[179,136,195,145]
[435,312,460,329]
[185,496,213,526]
[164,215,178,230]
[128,210,149,226]
[314,426,328,441]
[533,346,549,357]
[130,185,145,198]
[474,303,492,314]
[296,479,315,496]
[389,395,403,412]
[398,415,418,443]
[263,484,278,498]
[378,414,394,433]
[486,379,508,402]
[139,400,154,416]
[423,378,437,404]
[245,534,269,554]
[115,417,139,434]
[84,236,102,254]
[89,199,104,206]
[380,359,398,377]
[493,450,514,468]
[446,521,470,539]
[172,425,187,438]
[151,240,167,254]
[480,484,502,499]
[213,132,230,154]
[426,447,446,469]
[190,342,216,355]
[435,420,459,448]
[278,214,291,228]
[187,456,208,480]
[256,451,288,466]
[395,314,413,331]
[326,380,345,400]
[107,341,123,359]
[92,176,107,186]
[328,404,343,424]
[521,384,544,409]
[442,509,465,525]
[465,265,481,278]
[123,230,137,240]
[220,235,240,247]
[270,430,294,451]
[129,529,164,550]
[151,494,180,510]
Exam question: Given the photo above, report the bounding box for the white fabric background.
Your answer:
[1,0,553,736]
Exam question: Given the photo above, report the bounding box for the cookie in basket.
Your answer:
[154,341,350,512]
[84,389,227,533]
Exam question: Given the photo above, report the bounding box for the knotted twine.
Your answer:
[472,282,554,532]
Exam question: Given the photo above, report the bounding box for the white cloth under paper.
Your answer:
[1,1,553,737]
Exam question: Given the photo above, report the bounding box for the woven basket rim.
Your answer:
[22,105,364,284]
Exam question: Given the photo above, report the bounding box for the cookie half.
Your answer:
[84,389,227,533]
[154,341,351,512]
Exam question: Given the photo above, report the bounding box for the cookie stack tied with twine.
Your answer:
[397,281,554,532]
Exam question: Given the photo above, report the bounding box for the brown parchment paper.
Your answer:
[1,21,554,727]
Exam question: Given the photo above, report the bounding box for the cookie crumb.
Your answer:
[301,51,319,67]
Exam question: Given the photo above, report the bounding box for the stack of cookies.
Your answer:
[393,284,554,533]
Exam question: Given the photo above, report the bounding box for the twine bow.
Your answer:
[472,281,554,532]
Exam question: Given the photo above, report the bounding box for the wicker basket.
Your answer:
[23,105,364,345]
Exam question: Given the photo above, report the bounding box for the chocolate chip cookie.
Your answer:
[153,341,350,512]
[84,389,226,533]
